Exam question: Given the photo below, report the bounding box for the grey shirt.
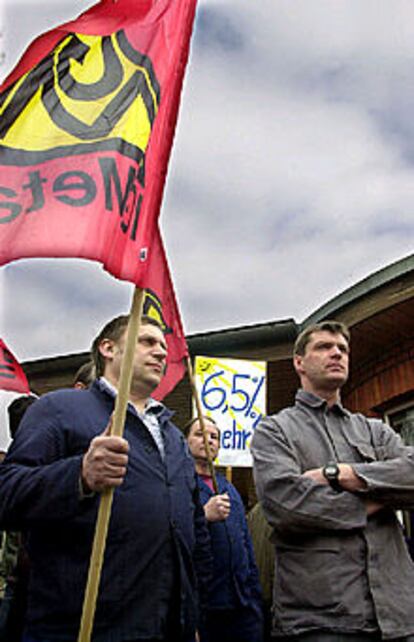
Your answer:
[251,389,414,639]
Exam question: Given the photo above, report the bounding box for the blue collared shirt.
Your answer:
[98,377,166,459]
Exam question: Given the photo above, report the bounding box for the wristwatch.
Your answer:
[322,461,342,492]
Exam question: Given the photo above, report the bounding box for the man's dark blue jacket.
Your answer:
[0,381,212,641]
[198,473,262,612]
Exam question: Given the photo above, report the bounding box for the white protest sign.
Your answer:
[194,356,266,467]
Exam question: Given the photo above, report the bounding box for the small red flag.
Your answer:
[0,0,197,287]
[144,227,188,400]
[0,339,30,393]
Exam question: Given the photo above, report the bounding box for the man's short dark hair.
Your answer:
[294,320,350,357]
[91,314,165,378]
[183,415,220,439]
[8,395,37,440]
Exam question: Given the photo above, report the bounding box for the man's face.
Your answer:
[294,330,349,392]
[187,420,220,462]
[104,322,167,393]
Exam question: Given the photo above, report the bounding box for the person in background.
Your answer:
[252,320,414,642]
[185,416,263,642]
[0,315,211,642]
[72,361,95,389]
[0,394,37,642]
[0,450,6,636]
[247,502,274,642]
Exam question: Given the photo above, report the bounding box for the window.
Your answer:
[386,404,414,446]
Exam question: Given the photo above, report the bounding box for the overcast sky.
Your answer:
[1,0,413,366]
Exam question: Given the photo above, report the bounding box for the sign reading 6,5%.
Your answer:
[200,370,265,430]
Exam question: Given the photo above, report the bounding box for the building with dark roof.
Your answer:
[23,253,414,504]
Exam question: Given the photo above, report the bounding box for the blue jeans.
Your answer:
[22,634,195,642]
[272,633,414,641]
[0,585,15,642]
[199,605,264,642]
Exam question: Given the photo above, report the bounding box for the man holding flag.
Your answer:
[0,0,202,637]
[0,314,212,642]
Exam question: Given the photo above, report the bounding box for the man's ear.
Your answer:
[293,355,304,377]
[98,338,116,361]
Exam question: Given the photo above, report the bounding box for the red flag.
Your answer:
[0,0,195,396]
[0,339,30,393]
[0,0,197,286]
[144,227,188,400]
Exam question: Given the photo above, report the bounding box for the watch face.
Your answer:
[324,463,338,478]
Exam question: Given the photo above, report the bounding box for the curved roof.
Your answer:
[301,253,414,328]
[188,318,298,357]
[23,254,414,393]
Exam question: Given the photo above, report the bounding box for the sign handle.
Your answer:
[186,356,219,494]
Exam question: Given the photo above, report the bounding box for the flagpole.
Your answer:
[186,356,219,494]
[77,286,145,642]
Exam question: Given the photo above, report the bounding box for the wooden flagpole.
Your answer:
[186,356,219,495]
[77,286,145,642]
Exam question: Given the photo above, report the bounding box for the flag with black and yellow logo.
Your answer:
[0,0,193,398]
[0,0,196,285]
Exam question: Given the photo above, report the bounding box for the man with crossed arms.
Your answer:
[252,320,414,642]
